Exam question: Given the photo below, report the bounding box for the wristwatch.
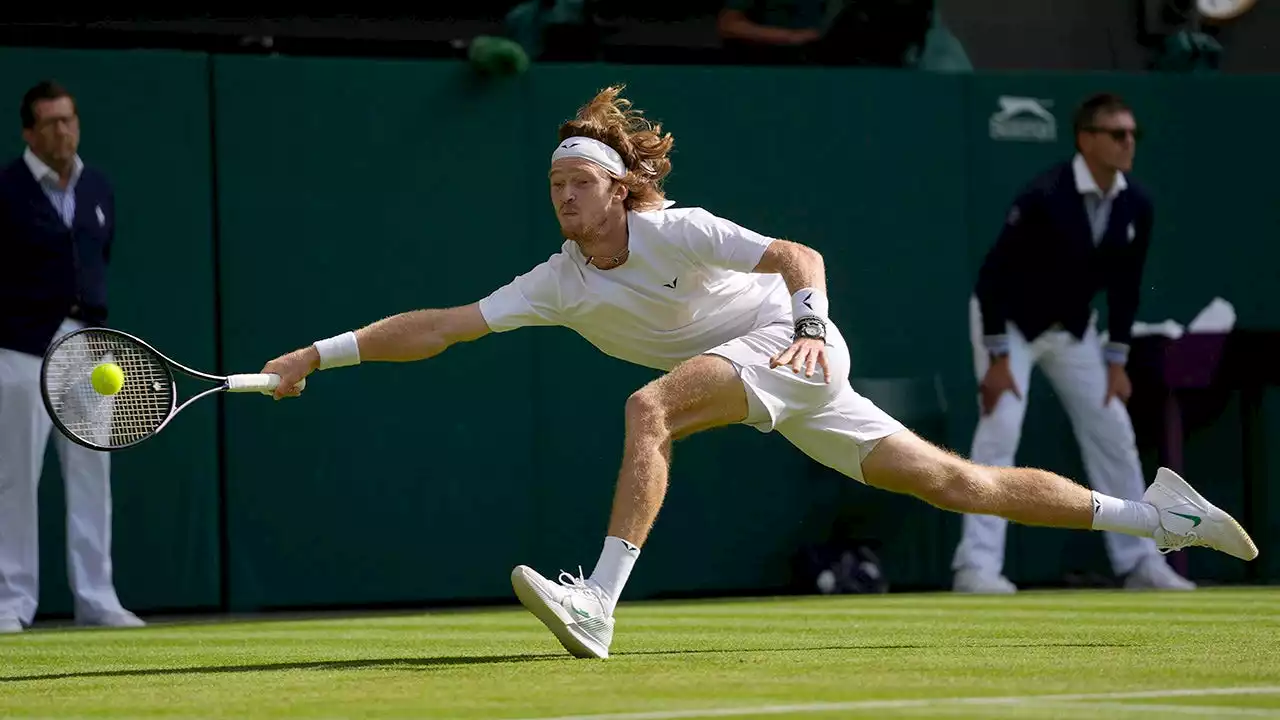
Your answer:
[795,316,826,342]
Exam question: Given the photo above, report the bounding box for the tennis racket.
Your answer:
[40,327,304,451]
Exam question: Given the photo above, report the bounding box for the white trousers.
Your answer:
[0,318,126,625]
[952,297,1160,578]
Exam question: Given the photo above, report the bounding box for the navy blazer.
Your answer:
[974,159,1153,361]
[0,156,115,357]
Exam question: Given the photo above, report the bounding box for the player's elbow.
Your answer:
[788,241,825,279]
[356,305,489,363]
[755,239,822,276]
[437,303,491,347]
[797,242,824,270]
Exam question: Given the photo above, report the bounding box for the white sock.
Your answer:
[1091,491,1160,536]
[587,536,639,615]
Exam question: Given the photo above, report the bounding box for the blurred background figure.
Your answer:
[717,0,824,65]
[717,0,969,71]
[0,80,142,633]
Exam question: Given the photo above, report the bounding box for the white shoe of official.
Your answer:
[952,568,1018,594]
[1145,468,1258,561]
[1124,555,1197,591]
[77,610,146,629]
[0,616,22,634]
[511,565,614,659]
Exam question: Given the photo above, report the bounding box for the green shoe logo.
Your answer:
[573,607,591,619]
[1169,511,1202,527]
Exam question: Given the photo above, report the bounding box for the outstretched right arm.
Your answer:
[261,252,569,399]
[351,303,490,363]
[259,303,493,399]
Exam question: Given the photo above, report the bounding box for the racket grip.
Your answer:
[226,373,307,394]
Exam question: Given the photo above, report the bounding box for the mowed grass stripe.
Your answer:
[0,589,1274,719]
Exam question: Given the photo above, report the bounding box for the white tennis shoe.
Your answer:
[1146,468,1258,561]
[511,565,614,659]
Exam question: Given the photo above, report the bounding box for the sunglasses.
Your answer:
[1086,126,1141,142]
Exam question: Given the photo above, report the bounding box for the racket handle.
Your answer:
[226,373,307,394]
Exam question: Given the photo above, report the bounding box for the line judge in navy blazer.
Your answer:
[0,80,143,632]
[951,93,1194,594]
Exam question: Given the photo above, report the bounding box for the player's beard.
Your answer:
[561,213,609,252]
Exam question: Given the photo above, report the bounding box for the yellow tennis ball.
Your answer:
[91,362,125,396]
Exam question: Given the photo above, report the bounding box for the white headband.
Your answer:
[551,136,627,177]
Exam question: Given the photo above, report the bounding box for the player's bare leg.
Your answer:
[861,430,1257,559]
[607,354,749,545]
[862,431,1095,527]
[512,354,749,659]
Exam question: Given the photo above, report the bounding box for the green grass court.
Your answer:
[2,587,1277,718]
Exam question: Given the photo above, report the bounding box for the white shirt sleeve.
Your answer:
[478,253,569,332]
[677,208,777,273]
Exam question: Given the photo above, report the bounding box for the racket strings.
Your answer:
[43,330,173,448]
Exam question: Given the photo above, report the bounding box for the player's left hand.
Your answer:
[770,338,830,383]
[1104,362,1132,406]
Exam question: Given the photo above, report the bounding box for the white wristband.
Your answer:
[792,288,829,322]
[313,331,361,370]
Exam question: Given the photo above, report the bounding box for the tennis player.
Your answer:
[259,85,1258,660]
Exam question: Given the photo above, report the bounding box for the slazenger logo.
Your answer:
[989,96,1057,142]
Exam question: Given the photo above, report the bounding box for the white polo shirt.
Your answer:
[479,206,791,371]
[1072,152,1126,245]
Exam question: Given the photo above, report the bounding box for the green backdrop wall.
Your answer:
[3,47,1275,617]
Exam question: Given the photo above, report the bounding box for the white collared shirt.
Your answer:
[24,146,84,228]
[478,205,790,372]
[1072,153,1126,245]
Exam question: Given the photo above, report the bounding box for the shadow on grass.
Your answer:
[0,640,1135,683]
[0,654,562,682]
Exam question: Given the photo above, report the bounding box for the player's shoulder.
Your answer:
[511,240,580,275]
[631,203,709,225]
[630,203,737,236]
[628,205,739,266]
[546,239,584,268]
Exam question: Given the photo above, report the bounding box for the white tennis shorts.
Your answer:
[705,320,906,483]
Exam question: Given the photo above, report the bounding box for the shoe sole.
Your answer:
[1157,468,1259,561]
[511,566,609,660]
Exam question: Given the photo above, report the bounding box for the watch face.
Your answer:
[801,325,821,338]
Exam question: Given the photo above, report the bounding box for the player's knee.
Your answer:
[922,460,993,514]
[624,389,669,441]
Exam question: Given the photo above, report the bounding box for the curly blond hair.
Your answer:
[557,85,673,212]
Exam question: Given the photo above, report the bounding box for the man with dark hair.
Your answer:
[0,80,143,632]
[951,92,1196,594]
